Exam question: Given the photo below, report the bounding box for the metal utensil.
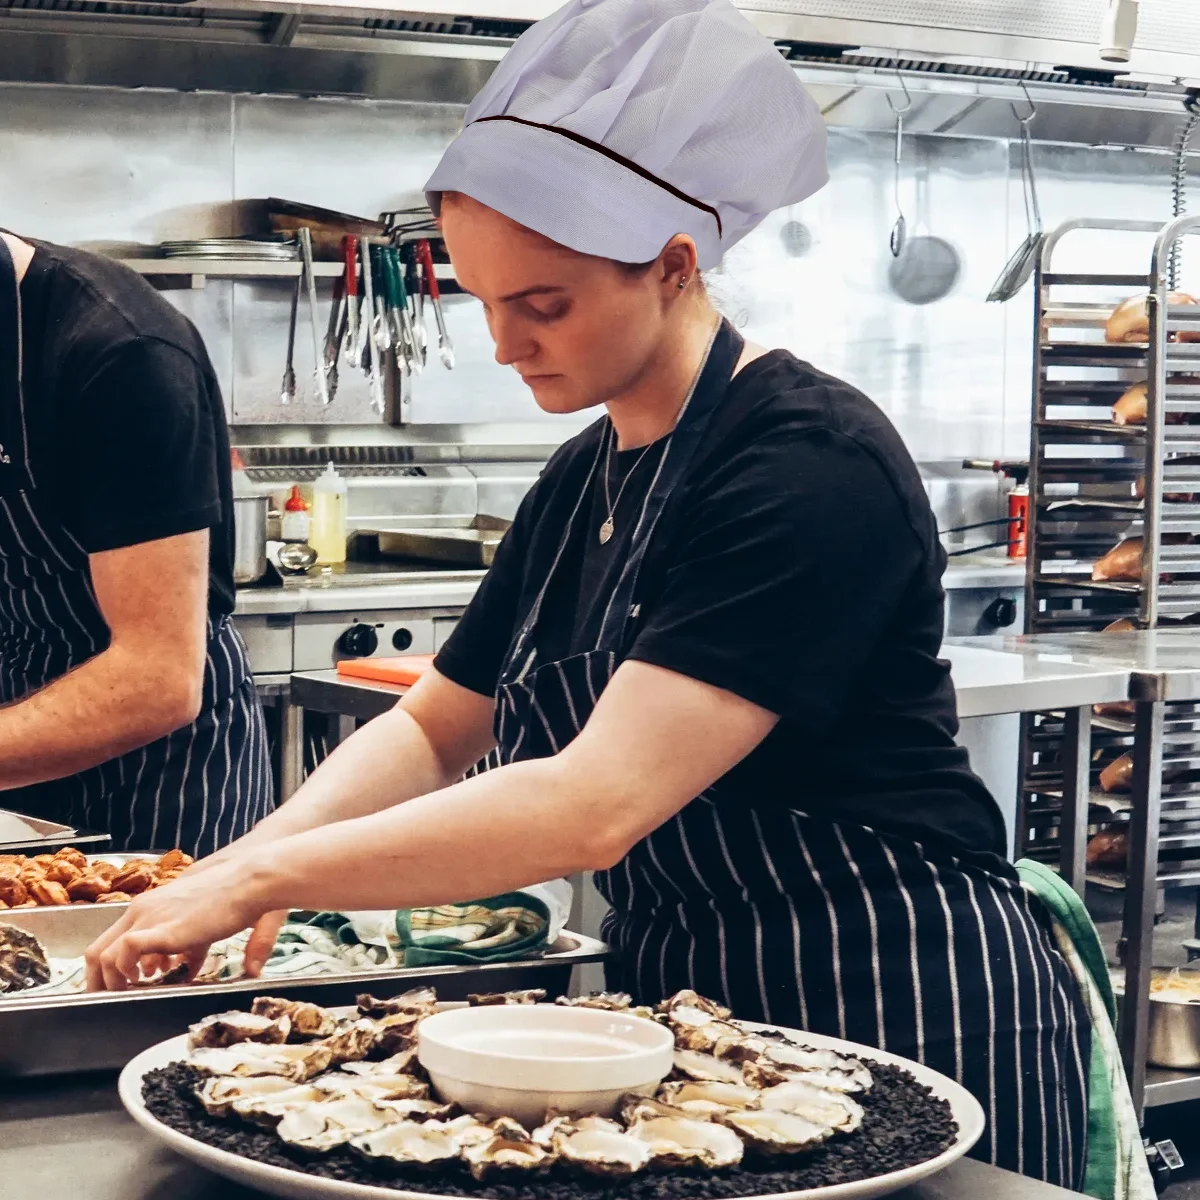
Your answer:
[232,494,270,584]
[405,242,428,368]
[888,235,962,305]
[419,239,455,369]
[280,274,300,405]
[887,75,912,260]
[360,240,385,413]
[988,90,1044,303]
[341,235,360,364]
[386,245,421,375]
[297,227,330,406]
[322,273,345,403]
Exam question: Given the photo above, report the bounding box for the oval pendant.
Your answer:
[599,517,614,545]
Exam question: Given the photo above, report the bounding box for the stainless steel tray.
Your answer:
[0,931,609,1079]
[376,515,510,568]
[3,852,163,927]
[0,810,111,855]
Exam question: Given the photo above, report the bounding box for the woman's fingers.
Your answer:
[85,907,137,990]
[243,910,287,978]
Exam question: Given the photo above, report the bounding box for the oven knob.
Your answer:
[392,628,413,652]
[337,623,378,657]
[983,597,1017,629]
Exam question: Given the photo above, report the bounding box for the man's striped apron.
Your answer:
[0,237,273,858]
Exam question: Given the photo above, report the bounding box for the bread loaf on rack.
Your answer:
[1106,292,1200,344]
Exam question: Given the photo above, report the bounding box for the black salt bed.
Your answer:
[142,1062,957,1198]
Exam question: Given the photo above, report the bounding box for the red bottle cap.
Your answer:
[285,484,308,512]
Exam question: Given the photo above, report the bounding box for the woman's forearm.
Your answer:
[245,754,616,914]
[231,707,458,853]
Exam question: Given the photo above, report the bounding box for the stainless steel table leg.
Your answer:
[1118,699,1165,1118]
[280,700,304,801]
[1059,706,1091,896]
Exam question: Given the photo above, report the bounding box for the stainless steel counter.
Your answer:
[294,638,1136,726]
[0,1072,1077,1200]
[235,573,484,617]
[235,558,1020,618]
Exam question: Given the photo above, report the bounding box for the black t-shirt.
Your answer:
[17,241,235,616]
[436,350,1006,857]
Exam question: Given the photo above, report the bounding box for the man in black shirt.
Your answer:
[0,232,272,857]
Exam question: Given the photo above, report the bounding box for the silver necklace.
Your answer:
[599,432,658,545]
[597,320,720,546]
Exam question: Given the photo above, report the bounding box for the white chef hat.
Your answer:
[425,0,827,270]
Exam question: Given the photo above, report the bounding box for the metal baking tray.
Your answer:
[0,810,111,855]
[2,852,160,920]
[376,515,510,568]
[0,931,609,1079]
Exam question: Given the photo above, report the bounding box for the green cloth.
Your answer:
[396,893,552,967]
[1016,858,1154,1200]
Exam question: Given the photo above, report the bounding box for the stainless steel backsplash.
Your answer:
[2,81,1197,530]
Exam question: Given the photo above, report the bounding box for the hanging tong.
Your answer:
[297,228,330,406]
[280,257,300,406]
[340,235,360,367]
[887,72,912,259]
[418,238,454,369]
[987,86,1044,302]
[359,240,386,414]
[402,242,428,369]
[384,245,421,376]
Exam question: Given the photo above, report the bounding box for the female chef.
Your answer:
[88,0,1090,1185]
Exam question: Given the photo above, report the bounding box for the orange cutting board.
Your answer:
[336,654,435,686]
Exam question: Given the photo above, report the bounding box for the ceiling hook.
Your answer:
[886,67,913,115]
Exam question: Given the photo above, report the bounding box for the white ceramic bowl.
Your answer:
[416,1003,675,1127]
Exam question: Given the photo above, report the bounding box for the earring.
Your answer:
[677,278,687,290]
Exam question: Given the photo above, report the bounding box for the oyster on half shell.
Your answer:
[554,992,632,1011]
[340,1049,420,1078]
[462,1116,555,1180]
[187,1010,291,1050]
[351,1115,491,1168]
[759,1080,864,1133]
[275,1094,402,1152]
[0,924,50,994]
[628,1115,743,1170]
[657,990,732,1021]
[231,1085,326,1126]
[657,1080,762,1117]
[672,1048,747,1085]
[188,1040,333,1082]
[321,1018,380,1065]
[310,1072,430,1102]
[718,1108,833,1157]
[195,1073,305,1118]
[533,1115,654,1178]
[467,988,547,1006]
[744,1043,873,1094]
[251,996,339,1039]
[356,987,438,1018]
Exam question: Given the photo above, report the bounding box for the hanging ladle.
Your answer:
[887,74,912,259]
[987,86,1044,302]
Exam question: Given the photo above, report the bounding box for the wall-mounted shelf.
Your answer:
[116,257,458,290]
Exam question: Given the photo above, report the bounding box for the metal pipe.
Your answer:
[1118,698,1166,1116]
[1059,705,1092,897]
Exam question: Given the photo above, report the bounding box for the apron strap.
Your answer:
[595,318,743,651]
[0,235,34,492]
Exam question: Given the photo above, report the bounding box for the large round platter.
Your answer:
[118,1022,984,1200]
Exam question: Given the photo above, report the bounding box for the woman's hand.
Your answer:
[84,854,281,991]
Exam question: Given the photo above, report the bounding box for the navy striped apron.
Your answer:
[491,320,1091,1189]
[0,238,273,858]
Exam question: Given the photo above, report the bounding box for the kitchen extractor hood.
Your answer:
[4,0,1200,148]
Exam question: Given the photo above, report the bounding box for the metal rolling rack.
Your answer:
[1021,216,1200,1113]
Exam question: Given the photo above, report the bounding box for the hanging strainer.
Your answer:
[988,87,1043,303]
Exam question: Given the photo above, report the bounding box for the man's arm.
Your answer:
[0,529,209,787]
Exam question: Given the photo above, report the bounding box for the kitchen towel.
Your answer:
[1016,858,1155,1200]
